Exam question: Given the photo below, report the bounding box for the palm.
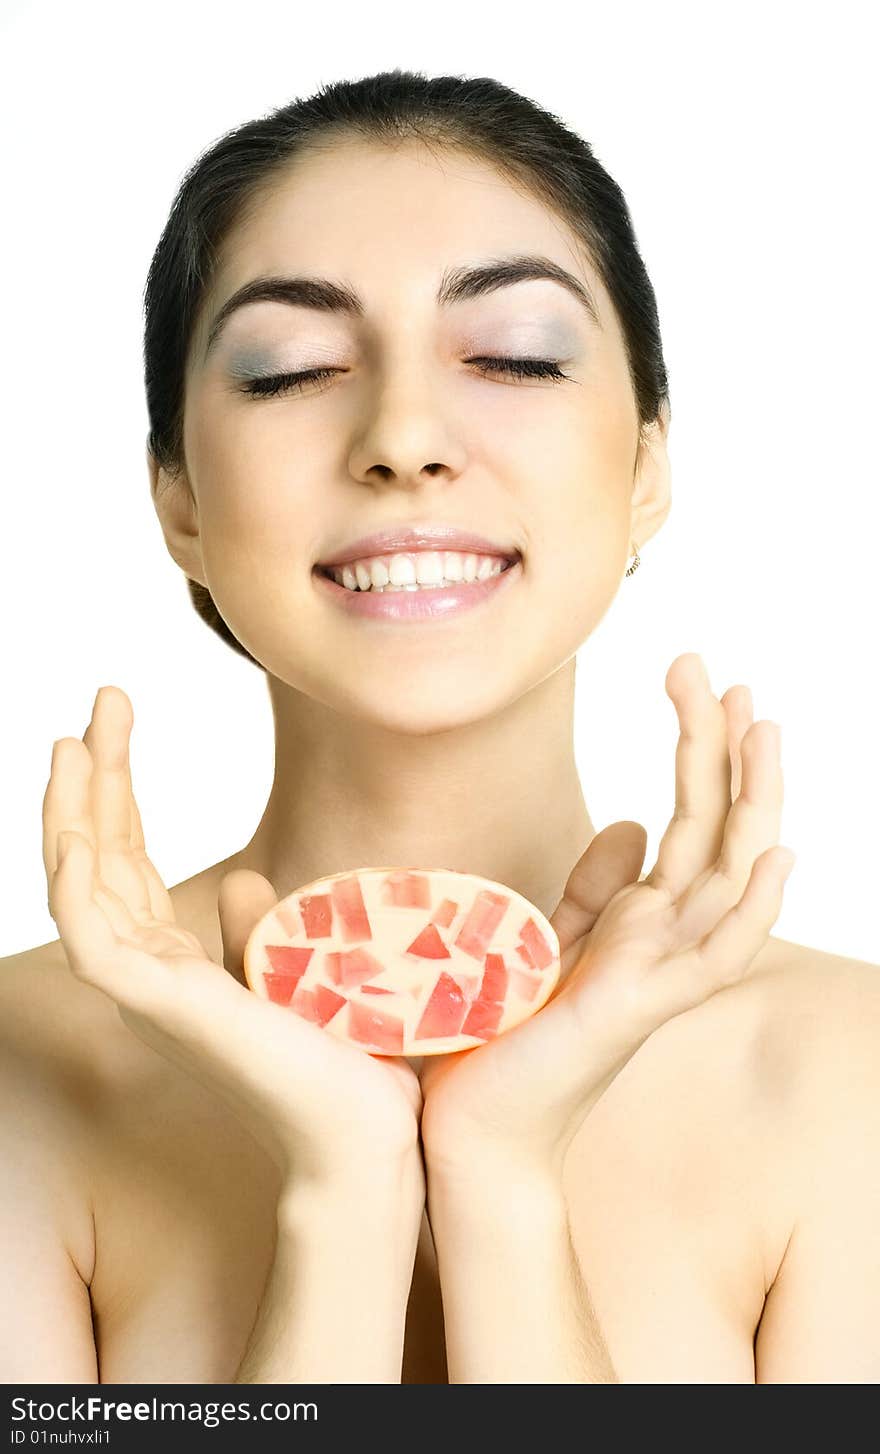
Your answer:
[106,915,422,1128]
[44,687,423,1171]
[418,835,654,1148]
[421,655,790,1164]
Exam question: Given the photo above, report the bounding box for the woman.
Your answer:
[4,69,878,1385]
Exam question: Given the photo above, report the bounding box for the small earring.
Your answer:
[625,540,641,577]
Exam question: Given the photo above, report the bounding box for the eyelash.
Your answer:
[238,356,571,398]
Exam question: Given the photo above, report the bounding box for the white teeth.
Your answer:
[414,552,445,586]
[327,550,511,592]
[388,554,417,586]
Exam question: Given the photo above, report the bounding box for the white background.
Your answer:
[1,0,877,963]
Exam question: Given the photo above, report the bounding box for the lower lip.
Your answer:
[312,558,522,622]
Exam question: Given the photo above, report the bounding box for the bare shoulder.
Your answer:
[0,936,133,1075]
[753,931,880,1114]
[748,932,880,1006]
[729,935,880,1262]
[743,938,880,1381]
[567,934,879,1283]
[741,934,880,1100]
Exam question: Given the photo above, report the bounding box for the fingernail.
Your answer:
[779,848,796,875]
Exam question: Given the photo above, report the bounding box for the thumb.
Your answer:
[548,821,648,960]
[217,869,279,988]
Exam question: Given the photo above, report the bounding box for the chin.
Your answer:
[323,677,519,737]
[360,699,505,738]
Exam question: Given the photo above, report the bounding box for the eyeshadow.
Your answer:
[223,316,583,382]
[459,318,582,356]
[226,348,280,379]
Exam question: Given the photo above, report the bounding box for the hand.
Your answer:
[419,653,795,1179]
[43,686,424,1186]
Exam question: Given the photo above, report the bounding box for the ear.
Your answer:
[146,440,208,588]
[629,398,672,551]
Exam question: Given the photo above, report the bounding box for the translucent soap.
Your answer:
[243,866,561,1055]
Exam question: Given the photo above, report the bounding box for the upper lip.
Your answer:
[315,523,521,569]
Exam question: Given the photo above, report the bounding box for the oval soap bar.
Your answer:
[243,866,561,1056]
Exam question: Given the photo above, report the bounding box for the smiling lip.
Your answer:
[313,556,522,623]
[315,524,521,569]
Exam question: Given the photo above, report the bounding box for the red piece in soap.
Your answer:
[331,875,373,941]
[431,898,458,928]
[380,870,433,908]
[291,983,346,1027]
[405,921,452,960]
[348,1000,405,1054]
[460,995,504,1039]
[264,972,304,1007]
[265,944,314,976]
[454,889,510,961]
[299,894,333,938]
[460,953,508,1039]
[517,916,555,970]
[324,946,385,989]
[414,971,468,1040]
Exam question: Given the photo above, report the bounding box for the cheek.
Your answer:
[188,400,325,550]
[525,533,625,638]
[513,405,633,561]
[513,416,634,643]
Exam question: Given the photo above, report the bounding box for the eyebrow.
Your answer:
[202,253,601,359]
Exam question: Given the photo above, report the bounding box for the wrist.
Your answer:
[425,1141,564,1218]
[423,1127,568,1193]
[278,1146,425,1230]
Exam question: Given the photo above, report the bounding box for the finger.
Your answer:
[82,687,136,853]
[52,827,145,942]
[720,684,753,802]
[83,687,174,925]
[643,653,732,902]
[42,737,97,883]
[131,793,146,852]
[548,821,648,968]
[674,718,784,944]
[218,869,279,983]
[50,830,141,993]
[53,831,189,1026]
[81,687,153,920]
[641,845,796,1025]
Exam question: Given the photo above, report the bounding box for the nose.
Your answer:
[346,363,468,489]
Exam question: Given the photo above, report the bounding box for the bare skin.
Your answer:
[2,903,878,1383]
[3,137,879,1383]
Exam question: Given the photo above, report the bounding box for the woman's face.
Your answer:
[168,137,668,731]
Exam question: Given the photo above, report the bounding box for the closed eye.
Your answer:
[238,356,572,398]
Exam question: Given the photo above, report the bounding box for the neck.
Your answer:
[230,658,594,925]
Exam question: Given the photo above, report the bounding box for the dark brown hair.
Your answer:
[143,69,670,668]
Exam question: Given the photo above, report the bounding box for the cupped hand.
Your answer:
[419,653,796,1178]
[43,686,423,1185]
